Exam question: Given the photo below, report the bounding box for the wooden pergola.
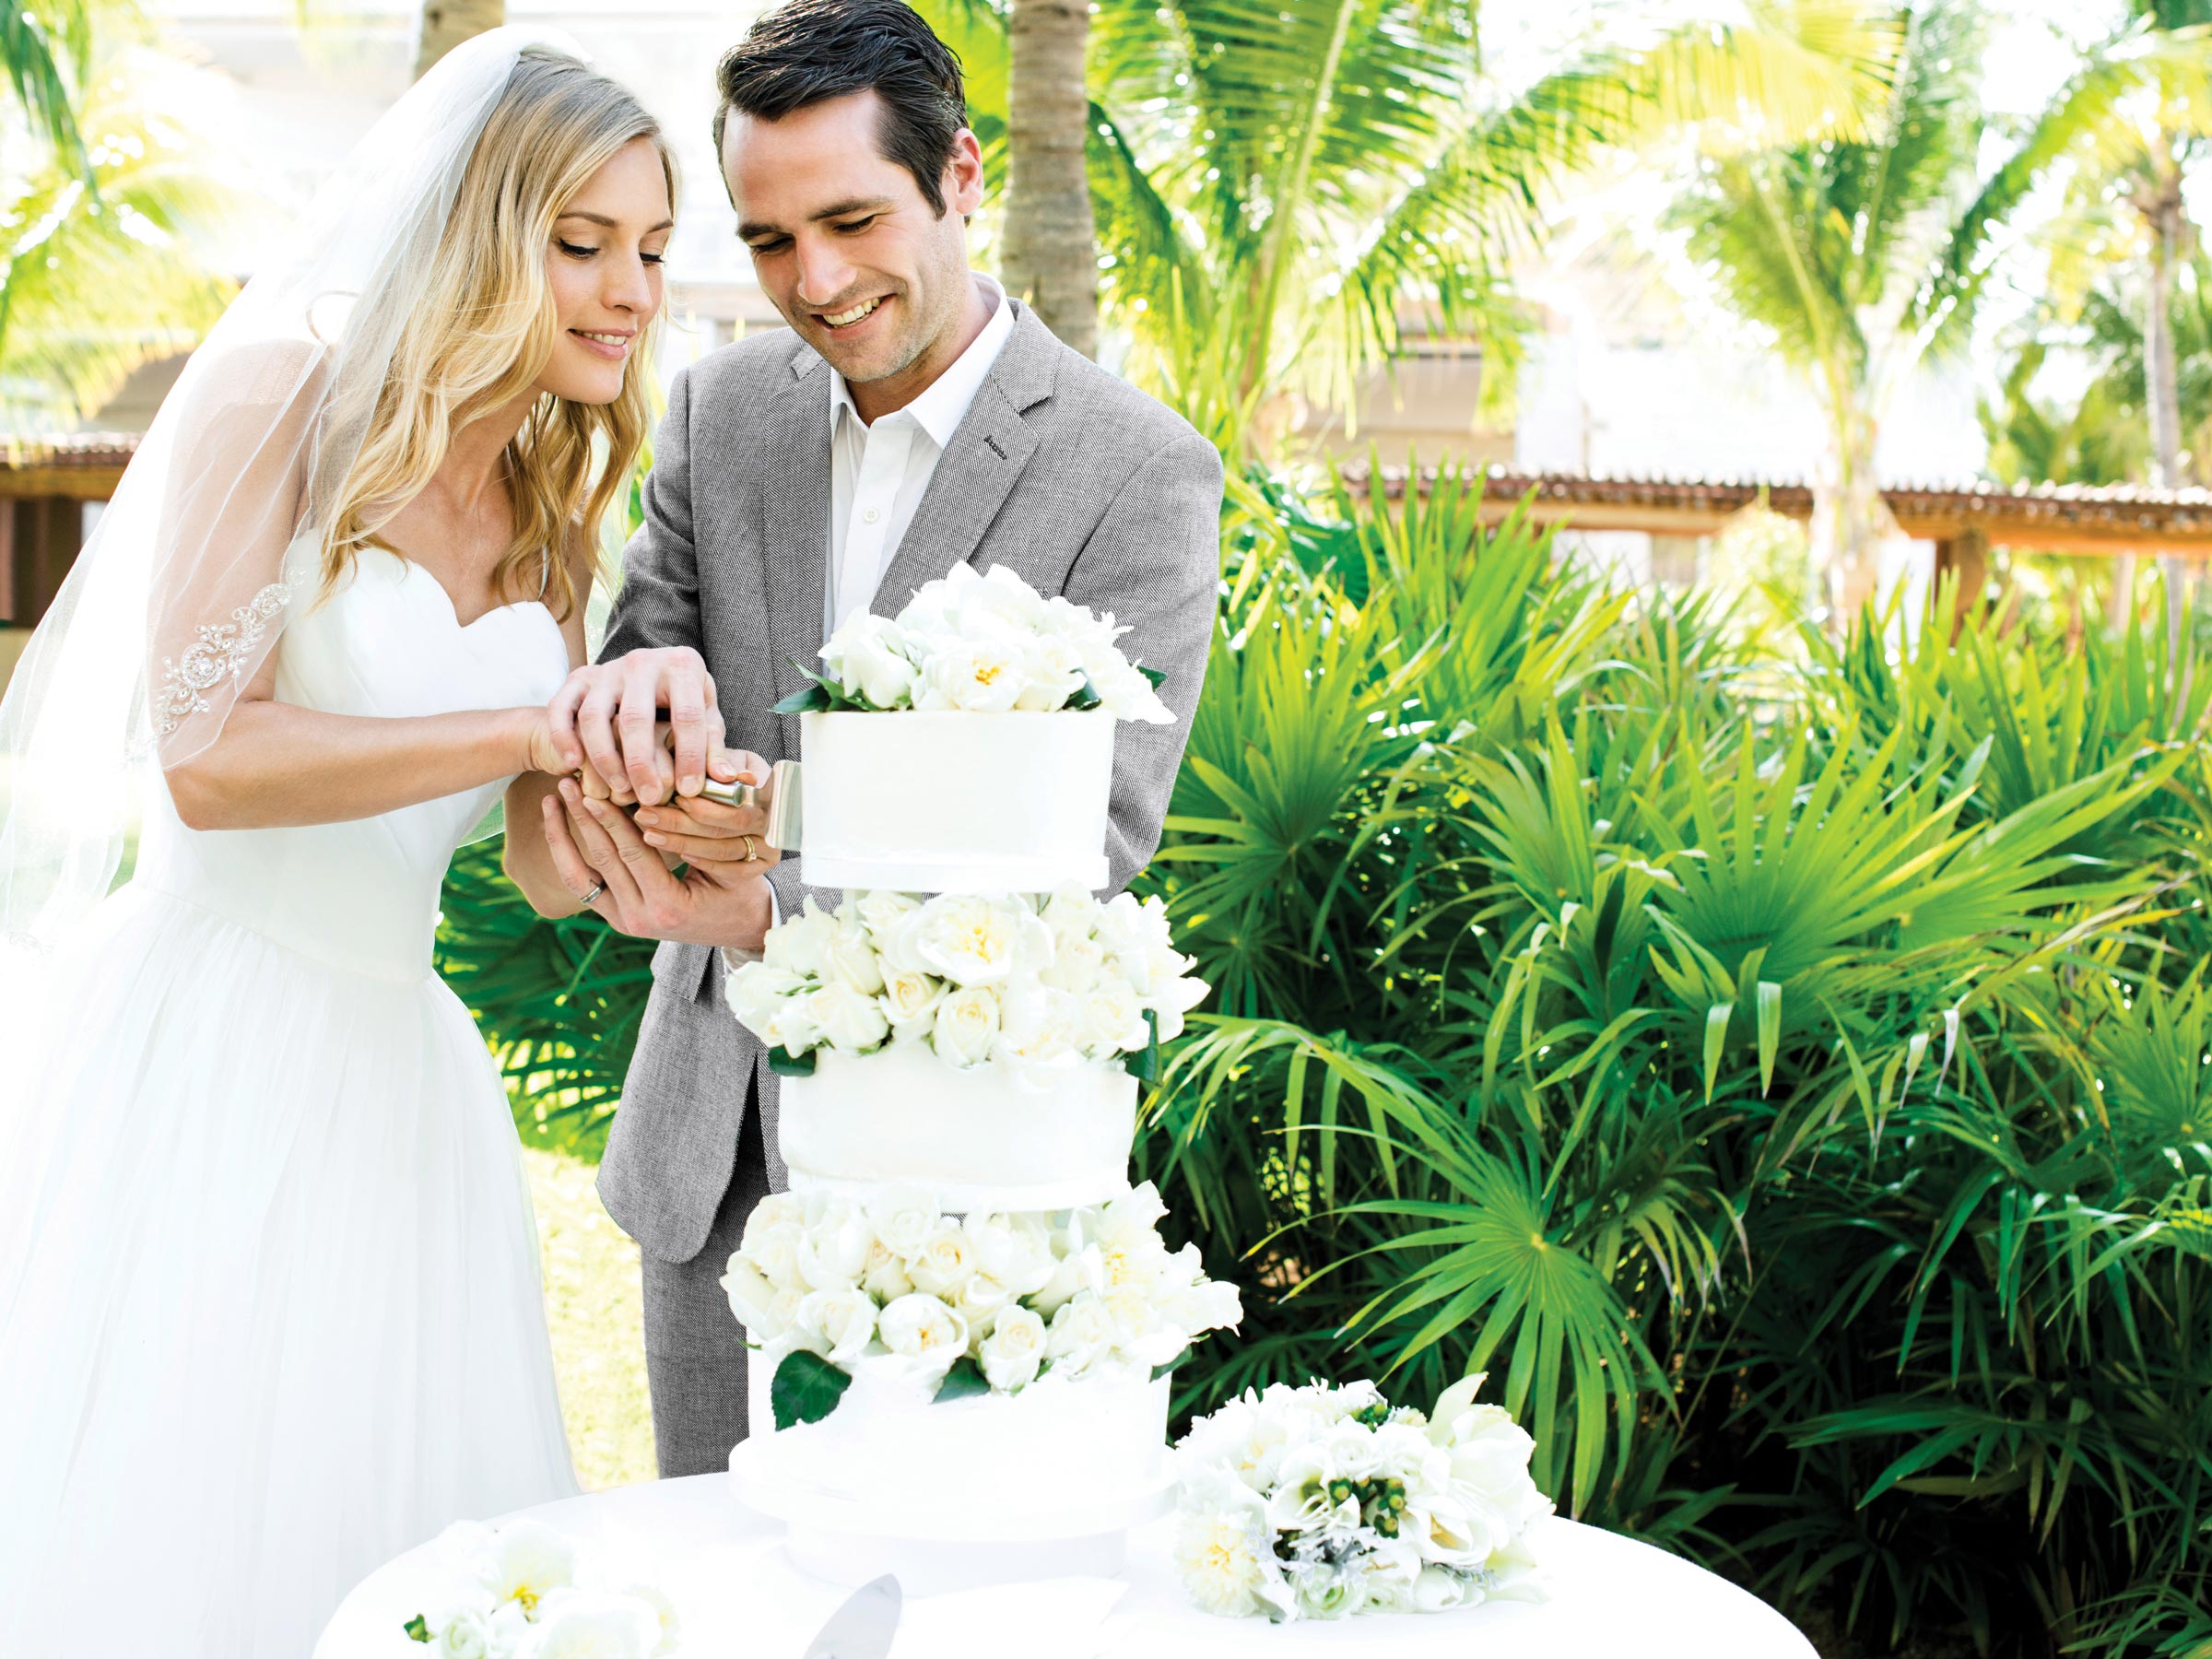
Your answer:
[1347,463,2212,594]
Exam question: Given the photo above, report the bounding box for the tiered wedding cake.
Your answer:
[721,567,1240,1594]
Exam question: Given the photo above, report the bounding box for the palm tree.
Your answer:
[947,0,1900,455]
[0,24,238,423]
[414,0,503,80]
[998,0,1097,357]
[1667,2,2043,616]
[2,0,92,171]
[1973,3,2212,618]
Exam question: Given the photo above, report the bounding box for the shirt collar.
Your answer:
[830,274,1012,447]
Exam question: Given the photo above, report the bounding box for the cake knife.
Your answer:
[802,1573,901,1659]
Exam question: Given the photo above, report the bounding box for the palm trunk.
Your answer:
[1814,396,1888,623]
[415,0,505,80]
[1001,0,1098,359]
[2145,169,2187,653]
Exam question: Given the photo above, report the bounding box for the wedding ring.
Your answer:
[579,881,606,906]
[739,834,761,863]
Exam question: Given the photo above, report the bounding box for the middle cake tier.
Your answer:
[780,1041,1135,1211]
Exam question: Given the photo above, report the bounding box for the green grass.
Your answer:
[524,1147,656,1492]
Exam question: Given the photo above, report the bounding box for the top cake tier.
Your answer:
[797,709,1114,895]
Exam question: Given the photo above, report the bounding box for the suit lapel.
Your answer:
[868,301,1062,618]
[760,341,832,736]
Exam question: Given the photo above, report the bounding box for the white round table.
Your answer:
[315,1475,1816,1658]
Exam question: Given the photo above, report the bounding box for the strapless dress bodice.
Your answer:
[129,546,570,982]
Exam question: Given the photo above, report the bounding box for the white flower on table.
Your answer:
[877,1291,970,1370]
[1172,1469,1297,1621]
[530,1591,664,1659]
[477,1519,575,1620]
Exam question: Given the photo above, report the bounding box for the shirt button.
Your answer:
[863,508,881,524]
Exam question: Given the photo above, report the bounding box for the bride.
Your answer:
[0,31,685,1657]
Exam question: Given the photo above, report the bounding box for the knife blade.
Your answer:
[803,1573,901,1659]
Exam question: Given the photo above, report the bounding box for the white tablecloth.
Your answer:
[315,1474,1816,1658]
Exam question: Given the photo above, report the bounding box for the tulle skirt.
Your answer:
[0,882,579,1658]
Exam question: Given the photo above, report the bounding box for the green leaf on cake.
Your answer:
[767,1044,818,1077]
[402,1615,431,1642]
[1149,1346,1189,1382]
[934,1356,992,1403]
[1066,674,1104,712]
[771,658,875,715]
[1136,665,1167,689]
[770,680,834,715]
[771,1348,853,1430]
[1124,1008,1162,1083]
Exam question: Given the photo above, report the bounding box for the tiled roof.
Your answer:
[0,432,139,469]
[1345,463,2212,541]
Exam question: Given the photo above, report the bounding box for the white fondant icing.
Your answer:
[731,1359,1173,1548]
[797,710,1114,893]
[780,1041,1136,1209]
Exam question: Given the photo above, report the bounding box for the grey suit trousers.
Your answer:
[641,1076,772,1478]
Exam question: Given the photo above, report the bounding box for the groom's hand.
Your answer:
[542,777,774,951]
[635,749,775,865]
[547,646,722,807]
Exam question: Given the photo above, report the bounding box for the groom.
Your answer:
[507,0,1223,1477]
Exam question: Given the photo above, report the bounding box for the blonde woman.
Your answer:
[0,33,698,1657]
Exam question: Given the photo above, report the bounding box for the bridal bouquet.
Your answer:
[1171,1377,1551,1623]
[722,1181,1241,1427]
[402,1518,679,1658]
[772,562,1175,722]
[724,886,1209,1077]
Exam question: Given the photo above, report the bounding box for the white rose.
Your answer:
[620,1584,681,1656]
[1039,934,1107,994]
[911,894,1051,986]
[1044,1292,1122,1375]
[973,562,1055,628]
[806,980,889,1055]
[951,1269,1016,1327]
[877,1292,970,1368]
[761,995,823,1059]
[824,923,886,996]
[1146,969,1212,1043]
[853,889,921,937]
[978,1304,1049,1391]
[435,1609,495,1659]
[1013,629,1088,711]
[762,898,840,979]
[859,1237,915,1302]
[905,1218,976,1297]
[962,1212,1055,1297]
[1077,977,1150,1055]
[739,1220,804,1289]
[1030,1235,1102,1316]
[1090,655,1174,724]
[930,984,1001,1068]
[794,1200,871,1289]
[1413,1564,1482,1614]
[880,969,946,1034]
[867,1187,941,1259]
[720,1257,784,1337]
[995,985,1086,1065]
[798,1284,877,1363]
[821,613,920,708]
[724,965,806,1041]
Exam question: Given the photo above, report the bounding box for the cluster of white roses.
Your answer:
[722,1182,1241,1396]
[403,1519,678,1659]
[725,885,1208,1071]
[815,562,1174,721]
[1171,1377,1551,1624]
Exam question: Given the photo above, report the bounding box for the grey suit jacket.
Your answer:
[594,300,1224,1265]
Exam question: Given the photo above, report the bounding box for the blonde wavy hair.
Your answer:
[322,50,675,623]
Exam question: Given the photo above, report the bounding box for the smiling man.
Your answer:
[503,0,1225,1480]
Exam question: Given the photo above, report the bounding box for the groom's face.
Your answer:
[725,90,983,395]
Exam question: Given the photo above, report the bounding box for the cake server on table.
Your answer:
[500,0,1223,1481]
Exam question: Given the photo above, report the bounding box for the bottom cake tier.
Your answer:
[728,1357,1175,1592]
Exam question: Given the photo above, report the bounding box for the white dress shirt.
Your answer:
[735,276,1015,959]
[825,274,1015,633]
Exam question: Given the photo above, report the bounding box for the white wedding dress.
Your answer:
[0,545,581,1658]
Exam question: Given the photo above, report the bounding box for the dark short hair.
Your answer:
[712,0,970,218]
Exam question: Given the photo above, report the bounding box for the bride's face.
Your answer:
[537,136,673,406]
